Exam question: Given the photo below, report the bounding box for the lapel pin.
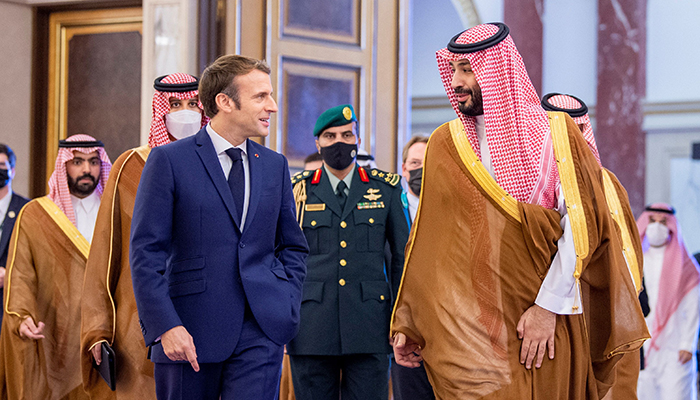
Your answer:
[254,153,259,158]
[7,211,15,219]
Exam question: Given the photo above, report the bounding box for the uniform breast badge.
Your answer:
[363,188,382,201]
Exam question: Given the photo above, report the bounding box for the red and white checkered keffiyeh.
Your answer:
[545,94,601,166]
[637,203,700,357]
[149,73,208,148]
[48,134,112,225]
[437,23,559,209]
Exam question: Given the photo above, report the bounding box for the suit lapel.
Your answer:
[194,129,241,229]
[311,170,342,217]
[342,167,365,220]
[244,140,262,230]
[0,194,21,256]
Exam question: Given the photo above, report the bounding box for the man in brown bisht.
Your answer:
[80,73,207,399]
[391,23,648,399]
[542,92,645,399]
[0,134,111,400]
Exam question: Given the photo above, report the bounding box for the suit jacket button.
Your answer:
[339,279,346,286]
[339,259,347,267]
[340,221,347,228]
[240,243,245,248]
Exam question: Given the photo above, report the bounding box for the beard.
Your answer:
[455,87,483,116]
[67,173,98,197]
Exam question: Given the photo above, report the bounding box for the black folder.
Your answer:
[92,342,116,391]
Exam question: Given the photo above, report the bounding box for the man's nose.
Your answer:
[267,97,278,113]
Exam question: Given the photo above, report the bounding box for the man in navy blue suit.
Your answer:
[0,144,29,330]
[130,54,308,400]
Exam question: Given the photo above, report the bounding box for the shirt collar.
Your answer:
[324,164,355,193]
[70,190,100,214]
[206,123,248,156]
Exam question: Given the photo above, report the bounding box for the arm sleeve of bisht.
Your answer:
[535,187,583,315]
[676,284,700,352]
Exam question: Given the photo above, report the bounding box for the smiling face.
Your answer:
[216,69,278,140]
[450,59,483,116]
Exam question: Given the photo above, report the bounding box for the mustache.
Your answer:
[77,173,96,183]
[454,87,471,95]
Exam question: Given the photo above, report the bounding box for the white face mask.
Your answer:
[646,222,670,247]
[165,109,202,140]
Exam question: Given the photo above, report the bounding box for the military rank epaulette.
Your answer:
[292,169,315,185]
[368,168,401,187]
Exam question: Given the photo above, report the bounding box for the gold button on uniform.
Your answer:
[340,221,347,228]
[339,279,346,286]
[340,259,347,266]
[340,241,347,248]
[380,295,385,300]
[311,220,317,226]
[369,218,374,224]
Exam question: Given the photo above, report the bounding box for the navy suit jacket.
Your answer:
[130,128,308,364]
[0,192,30,327]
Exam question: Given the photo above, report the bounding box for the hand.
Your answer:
[517,304,556,369]
[0,266,5,288]
[161,326,199,372]
[18,317,45,340]
[393,332,423,368]
[679,350,693,364]
[91,344,103,365]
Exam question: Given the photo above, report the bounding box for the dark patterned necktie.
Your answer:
[225,148,244,222]
[336,180,347,209]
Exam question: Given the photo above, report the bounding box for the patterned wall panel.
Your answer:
[280,58,360,166]
[281,0,360,45]
[67,32,142,162]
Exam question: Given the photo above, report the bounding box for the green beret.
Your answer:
[313,104,357,137]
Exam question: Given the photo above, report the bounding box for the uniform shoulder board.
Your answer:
[368,168,401,187]
[291,169,314,185]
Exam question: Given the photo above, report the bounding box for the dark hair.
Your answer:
[304,152,323,164]
[199,55,271,118]
[402,135,429,163]
[0,144,17,168]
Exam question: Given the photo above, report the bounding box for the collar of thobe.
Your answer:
[206,123,248,158]
[324,164,354,194]
[70,191,100,215]
[475,115,495,178]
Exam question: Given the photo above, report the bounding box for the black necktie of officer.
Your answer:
[225,147,244,222]
[336,180,347,209]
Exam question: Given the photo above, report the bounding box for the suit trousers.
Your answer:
[289,353,390,400]
[391,360,436,400]
[154,307,284,400]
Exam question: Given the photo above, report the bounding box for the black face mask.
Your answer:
[320,142,357,170]
[408,167,422,196]
[0,169,9,189]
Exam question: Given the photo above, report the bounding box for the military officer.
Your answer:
[288,105,410,400]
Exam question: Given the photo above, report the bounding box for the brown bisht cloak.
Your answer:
[80,146,155,399]
[599,168,644,400]
[0,197,91,400]
[390,112,649,399]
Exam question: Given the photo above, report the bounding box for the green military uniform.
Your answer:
[287,104,410,399]
[288,164,408,354]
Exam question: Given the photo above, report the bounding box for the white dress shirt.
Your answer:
[406,191,419,222]
[206,123,251,230]
[70,191,100,243]
[475,115,581,315]
[0,190,13,238]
